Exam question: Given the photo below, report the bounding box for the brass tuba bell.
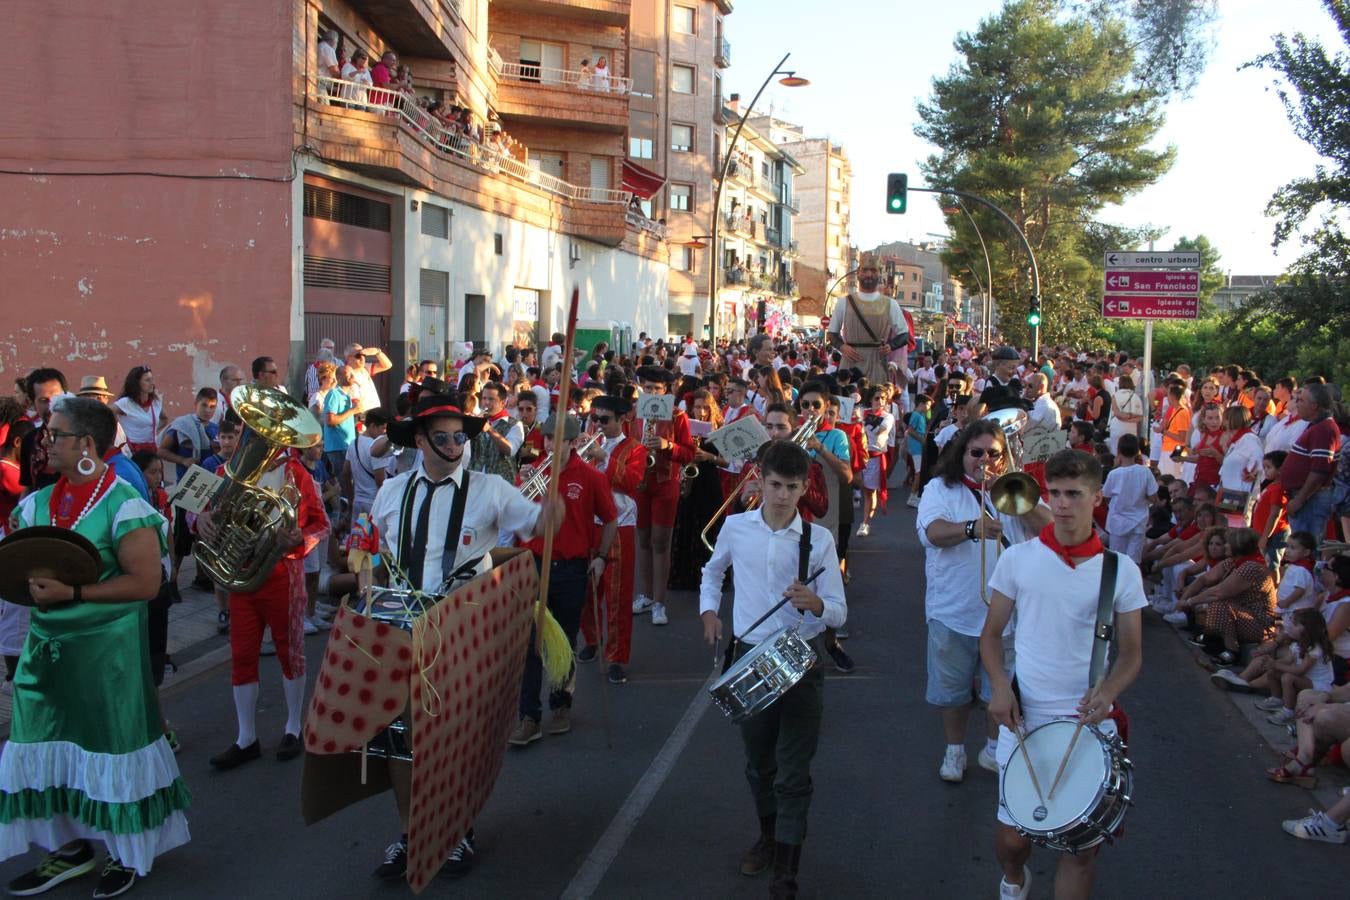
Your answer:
[194,385,323,593]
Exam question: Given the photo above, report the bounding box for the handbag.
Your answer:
[1214,487,1250,514]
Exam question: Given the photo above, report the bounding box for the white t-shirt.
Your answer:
[1321,596,1350,659]
[677,355,701,377]
[1028,392,1062,432]
[349,366,380,411]
[1264,416,1308,454]
[1219,431,1264,492]
[915,366,938,396]
[864,411,893,453]
[345,434,391,511]
[113,396,162,445]
[317,41,339,75]
[1278,564,1316,628]
[916,477,1040,636]
[935,422,960,449]
[988,543,1148,718]
[1295,644,1335,693]
[1102,464,1155,533]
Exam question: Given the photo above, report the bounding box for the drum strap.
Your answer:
[1088,551,1120,686]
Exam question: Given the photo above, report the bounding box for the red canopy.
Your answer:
[621,159,666,199]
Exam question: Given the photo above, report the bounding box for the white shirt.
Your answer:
[346,434,391,511]
[916,477,1040,636]
[349,366,380,411]
[935,422,960,449]
[113,396,161,444]
[1102,463,1156,533]
[1278,564,1316,628]
[700,509,846,644]
[530,384,550,421]
[370,463,540,592]
[988,542,1147,718]
[864,410,893,453]
[594,434,637,527]
[541,344,563,372]
[1028,392,1062,432]
[916,366,938,396]
[677,355,701,377]
[1264,416,1308,454]
[1219,431,1264,492]
[317,41,339,75]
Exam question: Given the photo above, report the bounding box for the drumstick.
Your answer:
[1046,719,1087,801]
[1014,723,1049,822]
[588,576,613,751]
[736,566,827,640]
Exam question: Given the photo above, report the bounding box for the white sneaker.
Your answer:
[1211,668,1248,689]
[856,523,870,537]
[1282,810,1349,844]
[302,618,319,635]
[1162,611,1188,625]
[906,494,921,508]
[999,867,1032,899]
[939,745,966,783]
[650,603,669,626]
[1255,696,1285,711]
[977,745,998,773]
[632,595,655,615]
[1267,707,1295,725]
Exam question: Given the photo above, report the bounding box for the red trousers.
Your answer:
[229,559,305,685]
[581,525,635,664]
[637,477,679,528]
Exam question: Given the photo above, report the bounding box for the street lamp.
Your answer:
[705,52,809,346]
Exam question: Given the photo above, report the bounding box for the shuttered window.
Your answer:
[590,158,611,191]
[303,185,391,231]
[303,256,391,292]
[420,203,451,239]
[420,269,449,306]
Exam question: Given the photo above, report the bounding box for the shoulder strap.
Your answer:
[1089,551,1120,686]
[798,518,812,583]
[845,295,882,344]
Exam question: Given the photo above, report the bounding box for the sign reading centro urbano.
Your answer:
[1101,250,1200,320]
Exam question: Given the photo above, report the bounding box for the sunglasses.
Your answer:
[43,428,86,444]
[590,414,613,424]
[967,448,1004,460]
[800,400,824,409]
[428,431,470,448]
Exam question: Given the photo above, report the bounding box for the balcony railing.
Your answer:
[715,37,731,68]
[314,76,629,205]
[784,239,800,257]
[488,56,633,94]
[723,211,755,237]
[724,266,746,285]
[778,193,800,213]
[625,209,667,240]
[765,225,782,247]
[776,276,797,296]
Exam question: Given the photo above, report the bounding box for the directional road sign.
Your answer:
[1103,250,1201,269]
[1102,295,1199,319]
[1103,270,1200,293]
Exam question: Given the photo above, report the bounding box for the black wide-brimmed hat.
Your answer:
[635,365,677,385]
[591,395,632,416]
[386,393,485,447]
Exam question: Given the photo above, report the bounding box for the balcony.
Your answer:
[724,265,746,285]
[491,0,630,26]
[723,211,755,238]
[765,225,782,247]
[714,0,734,12]
[347,0,459,59]
[776,276,798,296]
[777,191,800,213]
[625,209,668,241]
[784,239,800,258]
[489,59,631,132]
[310,76,632,245]
[715,38,731,69]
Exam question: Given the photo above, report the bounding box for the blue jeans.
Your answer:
[519,557,588,722]
[1289,487,1335,540]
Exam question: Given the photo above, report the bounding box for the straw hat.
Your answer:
[77,376,114,399]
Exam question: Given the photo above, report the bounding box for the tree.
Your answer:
[916,0,1212,346]
[1170,235,1224,313]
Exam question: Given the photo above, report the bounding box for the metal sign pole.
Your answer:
[1142,318,1154,449]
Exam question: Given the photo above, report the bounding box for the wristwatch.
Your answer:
[965,520,978,542]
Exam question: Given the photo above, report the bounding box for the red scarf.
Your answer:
[1233,552,1265,569]
[1327,588,1350,604]
[49,467,113,529]
[487,409,509,422]
[1038,523,1104,569]
[1287,557,1315,573]
[815,421,834,431]
[962,475,986,492]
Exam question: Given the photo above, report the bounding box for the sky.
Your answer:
[723,0,1341,275]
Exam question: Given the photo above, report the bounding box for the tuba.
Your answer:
[194,385,323,593]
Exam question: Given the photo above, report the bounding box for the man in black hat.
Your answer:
[975,346,1033,417]
[367,392,564,881]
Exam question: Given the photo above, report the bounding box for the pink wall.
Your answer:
[0,0,297,410]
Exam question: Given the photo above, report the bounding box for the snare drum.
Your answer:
[1000,720,1133,853]
[351,588,434,762]
[708,625,816,723]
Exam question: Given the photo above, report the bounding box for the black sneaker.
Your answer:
[276,733,302,762]
[577,644,598,663]
[6,842,95,896]
[826,643,855,674]
[91,858,136,899]
[439,830,476,879]
[216,610,230,634]
[209,740,261,770]
[607,664,628,685]
[372,839,407,881]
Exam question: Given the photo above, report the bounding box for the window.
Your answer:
[518,39,564,83]
[671,123,693,152]
[589,158,611,198]
[631,50,656,96]
[629,111,656,159]
[530,152,564,181]
[419,269,449,306]
[672,64,695,94]
[494,233,504,255]
[671,246,694,271]
[670,183,692,211]
[420,203,451,240]
[673,5,696,34]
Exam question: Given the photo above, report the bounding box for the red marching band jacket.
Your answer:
[604,434,648,498]
[629,410,696,488]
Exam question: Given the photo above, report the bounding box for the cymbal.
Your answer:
[0,527,102,607]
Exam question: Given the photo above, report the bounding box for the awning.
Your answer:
[622,159,666,199]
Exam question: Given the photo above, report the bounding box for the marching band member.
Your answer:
[514,414,617,740]
[468,381,523,481]
[630,366,695,627]
[579,395,645,684]
[204,437,329,773]
[367,393,562,881]
[699,440,846,900]
[742,404,829,523]
[916,419,1050,784]
[716,378,757,499]
[981,449,1146,900]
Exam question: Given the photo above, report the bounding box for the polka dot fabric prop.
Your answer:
[405,550,538,893]
[303,604,414,755]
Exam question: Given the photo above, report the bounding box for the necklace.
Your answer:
[52,465,111,529]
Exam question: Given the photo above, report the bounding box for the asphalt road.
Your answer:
[4,494,1349,899]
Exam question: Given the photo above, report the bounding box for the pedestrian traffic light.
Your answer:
[886,173,908,214]
[1027,297,1042,328]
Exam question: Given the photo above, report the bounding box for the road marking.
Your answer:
[561,668,719,899]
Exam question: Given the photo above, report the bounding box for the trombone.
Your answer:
[520,431,604,500]
[977,408,1042,605]
[699,414,820,552]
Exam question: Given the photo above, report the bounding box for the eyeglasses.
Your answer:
[590,414,613,424]
[800,400,824,409]
[967,447,1004,460]
[428,431,470,448]
[43,428,86,444]
[261,369,279,375]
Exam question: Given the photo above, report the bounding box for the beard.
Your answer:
[858,276,880,292]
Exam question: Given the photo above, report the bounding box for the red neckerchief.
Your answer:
[961,475,986,492]
[137,395,156,411]
[1233,552,1265,568]
[816,421,834,431]
[1039,523,1104,569]
[1198,428,1222,448]
[1224,426,1253,448]
[1327,588,1350,604]
[49,467,113,529]
[1287,557,1315,573]
[487,409,509,422]
[1072,441,1094,454]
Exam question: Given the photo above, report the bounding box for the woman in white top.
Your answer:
[857,386,895,537]
[113,366,168,453]
[340,50,372,105]
[1217,405,1264,525]
[591,56,611,92]
[1107,374,1144,456]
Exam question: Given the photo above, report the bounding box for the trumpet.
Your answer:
[520,431,604,500]
[682,437,702,481]
[699,414,820,551]
[977,408,1042,604]
[642,419,658,469]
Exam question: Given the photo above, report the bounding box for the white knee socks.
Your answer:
[233,682,260,748]
[283,674,307,738]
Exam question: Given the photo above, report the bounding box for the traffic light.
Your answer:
[1027,297,1042,328]
[886,173,908,214]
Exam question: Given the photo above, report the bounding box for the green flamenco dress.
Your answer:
[0,478,191,875]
